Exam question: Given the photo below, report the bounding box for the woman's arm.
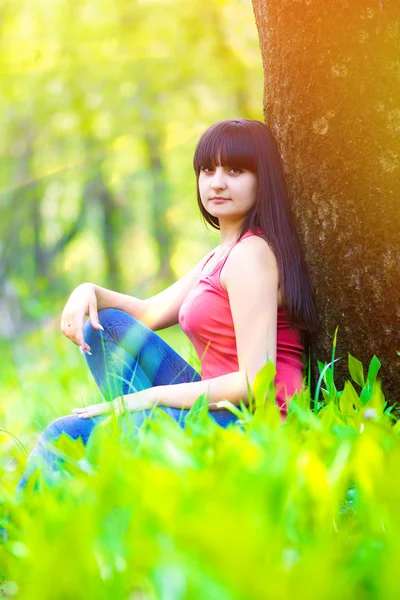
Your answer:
[144,235,279,409]
[93,284,146,319]
[92,251,212,331]
[74,237,279,418]
[135,371,250,411]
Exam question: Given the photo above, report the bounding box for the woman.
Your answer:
[21,118,318,482]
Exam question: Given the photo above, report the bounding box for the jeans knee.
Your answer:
[98,308,118,320]
[98,308,139,327]
[83,318,95,340]
[42,415,76,441]
[83,308,116,342]
[42,415,99,446]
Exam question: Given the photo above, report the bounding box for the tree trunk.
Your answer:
[142,128,174,283]
[84,167,122,290]
[251,0,400,403]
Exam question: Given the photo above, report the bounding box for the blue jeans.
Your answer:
[19,309,240,488]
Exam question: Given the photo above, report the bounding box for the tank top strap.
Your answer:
[201,249,217,271]
[217,230,258,272]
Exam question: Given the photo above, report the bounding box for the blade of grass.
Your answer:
[314,357,342,412]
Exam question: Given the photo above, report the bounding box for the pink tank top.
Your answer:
[178,231,304,418]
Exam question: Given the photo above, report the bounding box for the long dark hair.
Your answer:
[193,118,318,334]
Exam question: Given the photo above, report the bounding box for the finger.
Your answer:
[79,346,92,356]
[89,302,104,331]
[61,317,82,346]
[75,329,91,354]
[61,307,89,351]
[72,402,110,418]
[61,315,73,336]
[79,413,92,419]
[71,409,93,418]
[73,409,95,419]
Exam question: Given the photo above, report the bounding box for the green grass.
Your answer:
[1,325,400,599]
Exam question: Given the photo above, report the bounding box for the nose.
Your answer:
[210,167,227,190]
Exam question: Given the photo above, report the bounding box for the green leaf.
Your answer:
[252,360,276,411]
[348,353,365,387]
[364,380,386,414]
[314,358,341,409]
[321,388,330,403]
[51,432,86,462]
[360,386,372,405]
[215,400,244,419]
[339,381,362,415]
[324,367,333,390]
[319,401,342,428]
[245,372,254,413]
[331,326,339,381]
[287,396,323,430]
[185,392,209,426]
[366,355,381,386]
[317,360,327,375]
[324,367,338,401]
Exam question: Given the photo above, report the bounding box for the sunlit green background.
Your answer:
[0,0,263,451]
[3,5,400,597]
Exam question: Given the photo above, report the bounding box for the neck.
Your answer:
[218,222,244,248]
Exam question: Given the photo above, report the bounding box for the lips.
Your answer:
[211,197,230,202]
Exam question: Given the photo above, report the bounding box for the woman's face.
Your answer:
[198,163,258,224]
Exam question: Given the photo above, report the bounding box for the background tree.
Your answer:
[251,0,400,403]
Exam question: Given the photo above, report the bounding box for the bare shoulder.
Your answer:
[220,235,282,302]
[227,235,278,270]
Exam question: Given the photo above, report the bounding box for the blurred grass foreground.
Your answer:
[1,331,400,599]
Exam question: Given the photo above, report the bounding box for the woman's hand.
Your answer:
[72,390,155,423]
[72,396,127,421]
[61,283,104,354]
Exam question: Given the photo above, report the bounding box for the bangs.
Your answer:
[193,120,258,175]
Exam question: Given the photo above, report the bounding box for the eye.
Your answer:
[200,166,214,174]
[229,168,243,175]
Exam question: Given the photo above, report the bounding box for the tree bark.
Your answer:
[251,0,400,403]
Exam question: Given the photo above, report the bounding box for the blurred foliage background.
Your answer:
[0,0,263,449]
[0,0,263,337]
